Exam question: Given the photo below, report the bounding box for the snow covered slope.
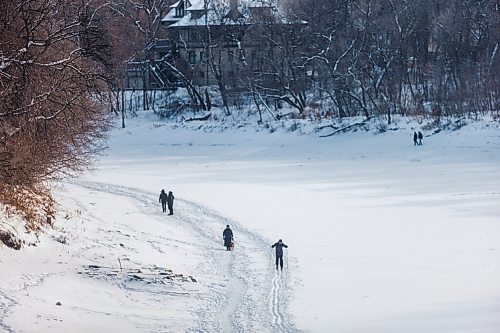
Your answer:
[1,114,499,332]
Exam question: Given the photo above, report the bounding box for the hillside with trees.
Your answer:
[0,0,498,246]
[0,0,115,241]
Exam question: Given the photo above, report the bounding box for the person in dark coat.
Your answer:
[223,225,233,251]
[167,191,175,215]
[418,131,423,145]
[272,239,288,270]
[413,132,418,146]
[159,189,168,213]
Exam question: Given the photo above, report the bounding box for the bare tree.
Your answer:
[112,0,174,110]
[0,0,114,233]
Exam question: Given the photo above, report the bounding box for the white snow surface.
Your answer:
[1,113,500,333]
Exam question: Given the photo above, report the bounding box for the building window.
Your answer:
[180,29,190,41]
[228,50,234,62]
[175,2,185,17]
[199,51,205,62]
[199,71,205,78]
[188,51,196,64]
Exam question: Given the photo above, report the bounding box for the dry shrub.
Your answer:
[0,183,55,233]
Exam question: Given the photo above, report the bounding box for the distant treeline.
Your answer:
[280,0,499,120]
[125,0,498,121]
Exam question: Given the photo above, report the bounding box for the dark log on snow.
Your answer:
[320,116,374,137]
[316,124,339,131]
[276,112,294,120]
[184,113,212,122]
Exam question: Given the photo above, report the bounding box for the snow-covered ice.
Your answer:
[1,114,499,332]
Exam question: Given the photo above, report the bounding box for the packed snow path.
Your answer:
[68,180,301,333]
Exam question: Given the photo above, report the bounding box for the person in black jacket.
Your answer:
[223,225,233,251]
[417,131,423,145]
[272,239,288,270]
[413,132,418,146]
[167,191,175,215]
[159,189,168,213]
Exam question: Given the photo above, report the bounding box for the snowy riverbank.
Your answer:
[1,114,500,332]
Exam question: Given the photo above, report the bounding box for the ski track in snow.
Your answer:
[270,271,286,331]
[0,273,53,333]
[0,290,16,333]
[68,179,301,333]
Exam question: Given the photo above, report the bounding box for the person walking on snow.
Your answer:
[159,189,168,213]
[223,225,233,251]
[167,191,175,215]
[418,131,423,145]
[413,132,418,146]
[272,239,288,270]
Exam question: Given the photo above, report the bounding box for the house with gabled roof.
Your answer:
[158,0,297,87]
[125,0,305,91]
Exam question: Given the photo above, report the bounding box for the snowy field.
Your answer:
[1,113,500,333]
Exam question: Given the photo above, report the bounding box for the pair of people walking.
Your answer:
[159,189,174,215]
[413,131,423,145]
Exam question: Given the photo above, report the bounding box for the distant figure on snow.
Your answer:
[413,132,418,146]
[418,131,423,145]
[272,239,288,270]
[159,189,168,213]
[167,191,175,215]
[223,225,234,251]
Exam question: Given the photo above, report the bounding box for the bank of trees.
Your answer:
[0,0,116,233]
[159,0,497,120]
[280,0,498,119]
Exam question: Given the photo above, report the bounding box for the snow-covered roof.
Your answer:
[169,0,181,8]
[163,0,195,22]
[246,0,274,7]
[161,0,282,28]
[185,0,206,11]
